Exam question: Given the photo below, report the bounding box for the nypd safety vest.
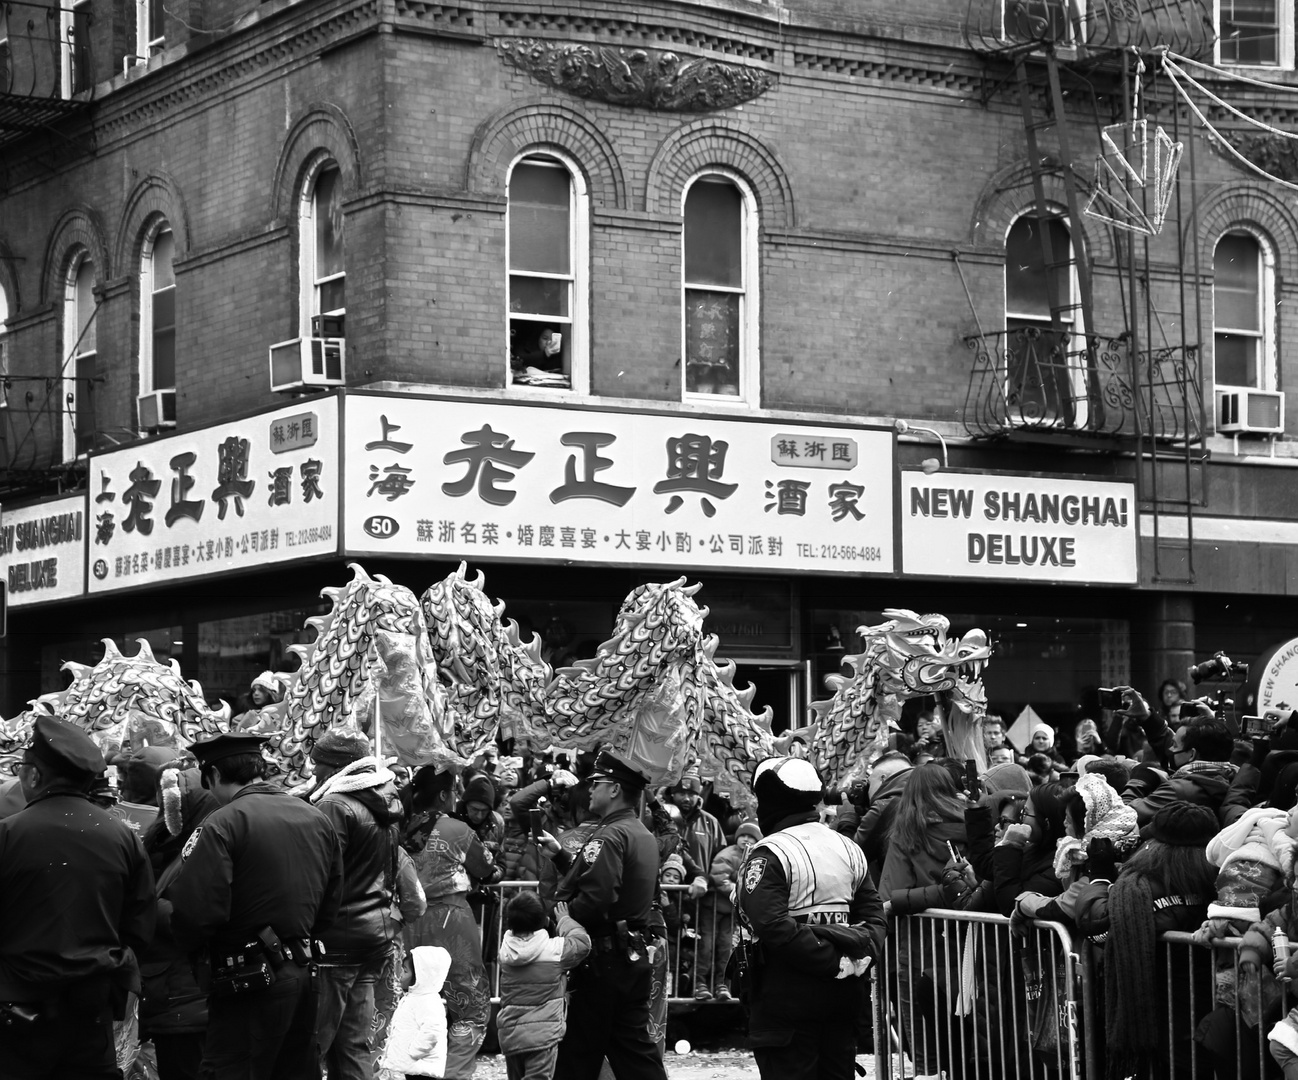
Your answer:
[745,821,869,928]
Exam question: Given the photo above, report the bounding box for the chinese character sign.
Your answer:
[0,495,86,606]
[87,399,339,593]
[343,395,894,575]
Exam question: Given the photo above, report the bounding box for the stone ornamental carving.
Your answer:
[495,38,775,111]
[1215,130,1298,185]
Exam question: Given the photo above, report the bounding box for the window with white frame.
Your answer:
[1004,210,1086,424]
[60,0,93,98]
[0,286,9,410]
[682,171,758,404]
[299,162,345,337]
[139,226,176,429]
[1214,229,1276,390]
[1217,0,1295,67]
[63,253,97,459]
[507,153,588,391]
[135,0,165,62]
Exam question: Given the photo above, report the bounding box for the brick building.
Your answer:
[1,0,1296,737]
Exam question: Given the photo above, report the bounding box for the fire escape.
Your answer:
[1,0,100,499]
[961,0,1215,583]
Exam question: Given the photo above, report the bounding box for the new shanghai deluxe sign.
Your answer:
[900,470,1138,585]
[342,393,896,575]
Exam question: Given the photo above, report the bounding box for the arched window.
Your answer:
[139,225,176,430]
[300,162,345,337]
[63,252,97,459]
[507,152,588,392]
[1003,210,1085,425]
[682,171,758,404]
[1213,229,1276,392]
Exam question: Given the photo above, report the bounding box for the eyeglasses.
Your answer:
[590,779,618,788]
[997,817,1019,828]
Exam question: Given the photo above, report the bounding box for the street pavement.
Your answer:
[471,1050,878,1078]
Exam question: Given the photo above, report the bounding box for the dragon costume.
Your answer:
[809,609,991,791]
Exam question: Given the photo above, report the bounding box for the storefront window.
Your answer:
[197,606,327,709]
[42,626,182,695]
[810,609,1126,736]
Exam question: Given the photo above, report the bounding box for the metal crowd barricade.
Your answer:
[474,880,722,1006]
[1079,931,1272,1080]
[875,909,1083,1080]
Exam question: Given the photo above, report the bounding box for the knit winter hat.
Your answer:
[311,728,372,768]
[753,757,823,833]
[983,762,1033,795]
[463,774,497,809]
[1150,801,1218,846]
[661,852,686,879]
[251,671,286,702]
[1030,723,1056,748]
[736,821,762,843]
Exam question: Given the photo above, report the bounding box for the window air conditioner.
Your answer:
[1217,388,1285,435]
[138,388,176,430]
[269,337,346,393]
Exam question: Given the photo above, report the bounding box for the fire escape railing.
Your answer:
[963,326,1203,444]
[1,0,96,152]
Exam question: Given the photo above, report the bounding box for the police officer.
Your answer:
[0,716,156,1080]
[167,732,343,1080]
[736,756,886,1080]
[539,750,669,1080]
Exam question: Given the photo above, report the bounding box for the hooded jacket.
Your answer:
[1122,760,1239,833]
[312,756,405,961]
[380,945,451,1076]
[496,912,592,1054]
[854,767,912,885]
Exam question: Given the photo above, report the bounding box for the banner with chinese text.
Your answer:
[87,398,340,593]
[342,394,894,575]
[0,495,87,606]
[901,470,1138,584]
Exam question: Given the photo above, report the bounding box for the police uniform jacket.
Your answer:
[167,782,343,953]
[555,806,659,934]
[736,810,886,1036]
[0,790,156,1001]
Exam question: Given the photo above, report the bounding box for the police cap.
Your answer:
[189,732,268,770]
[27,715,105,782]
[587,750,650,792]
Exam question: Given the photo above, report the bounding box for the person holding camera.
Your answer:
[1111,690,1238,830]
[168,732,343,1080]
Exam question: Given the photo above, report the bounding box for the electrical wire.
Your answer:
[1160,59,1298,194]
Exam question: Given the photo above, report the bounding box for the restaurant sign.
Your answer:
[901,470,1138,584]
[86,398,340,594]
[342,394,895,575]
[0,494,87,606]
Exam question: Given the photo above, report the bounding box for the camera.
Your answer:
[1189,652,1249,684]
[1243,715,1271,738]
[1097,687,1124,710]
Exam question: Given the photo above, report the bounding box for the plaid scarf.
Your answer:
[1173,760,1238,781]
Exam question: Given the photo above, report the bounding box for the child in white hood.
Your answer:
[497,894,591,1080]
[380,945,451,1078]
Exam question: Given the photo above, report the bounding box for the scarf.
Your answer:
[1053,773,1139,880]
[309,756,395,801]
[1104,874,1158,1079]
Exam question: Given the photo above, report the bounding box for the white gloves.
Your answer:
[836,955,872,979]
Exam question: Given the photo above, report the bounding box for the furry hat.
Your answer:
[753,757,823,833]
[251,671,287,702]
[1030,723,1056,748]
